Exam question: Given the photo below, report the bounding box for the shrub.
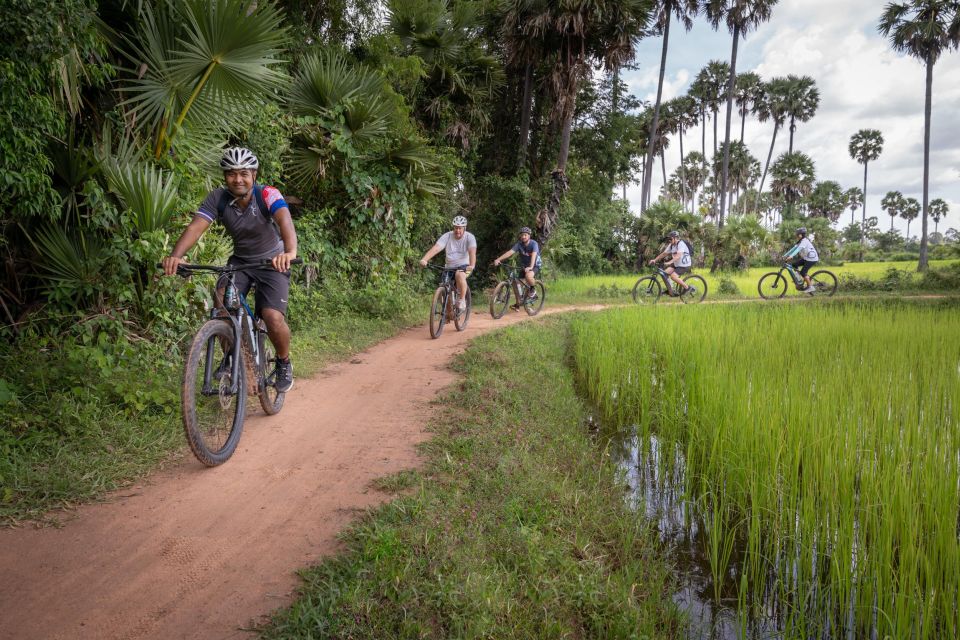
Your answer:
[717,276,741,295]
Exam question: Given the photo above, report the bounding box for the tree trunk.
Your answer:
[918,58,932,272]
[701,108,706,157]
[678,127,688,211]
[712,107,718,157]
[516,63,534,172]
[538,81,576,244]
[860,161,868,261]
[718,25,739,231]
[788,115,795,154]
[740,107,746,143]
[755,122,779,213]
[642,13,671,212]
[660,151,667,193]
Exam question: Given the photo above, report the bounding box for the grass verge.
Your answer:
[0,306,422,525]
[261,316,683,639]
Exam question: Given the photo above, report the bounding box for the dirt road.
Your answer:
[0,306,586,640]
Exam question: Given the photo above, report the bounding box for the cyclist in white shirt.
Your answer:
[783,226,819,293]
[648,230,696,295]
[419,215,477,310]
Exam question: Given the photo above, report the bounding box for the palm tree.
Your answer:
[807,180,846,222]
[879,1,960,271]
[930,197,949,236]
[845,186,864,225]
[711,140,759,213]
[705,60,732,157]
[641,0,700,212]
[882,190,905,231]
[681,151,710,214]
[734,71,764,143]
[706,0,778,231]
[770,151,815,220]
[668,95,700,210]
[506,0,652,241]
[782,74,819,153]
[848,129,884,227]
[753,76,789,210]
[688,70,712,158]
[119,0,289,160]
[901,196,921,239]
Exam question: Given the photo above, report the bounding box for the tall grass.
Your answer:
[571,300,960,638]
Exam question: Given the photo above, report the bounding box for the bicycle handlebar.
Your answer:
[156,258,303,276]
[423,263,468,272]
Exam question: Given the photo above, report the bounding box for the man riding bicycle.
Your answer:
[161,147,298,392]
[493,226,541,310]
[783,226,819,294]
[419,216,477,311]
[648,230,696,296]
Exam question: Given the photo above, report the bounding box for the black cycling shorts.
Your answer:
[670,265,691,275]
[441,264,471,284]
[220,260,291,316]
[791,258,817,277]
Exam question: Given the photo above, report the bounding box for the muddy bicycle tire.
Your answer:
[256,328,285,415]
[490,281,511,319]
[429,287,447,339]
[182,319,246,466]
[524,280,546,316]
[454,289,472,331]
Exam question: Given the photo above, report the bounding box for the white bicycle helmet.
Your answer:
[452,215,468,227]
[220,147,259,171]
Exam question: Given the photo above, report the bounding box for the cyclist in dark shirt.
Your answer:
[494,226,542,309]
[161,147,298,392]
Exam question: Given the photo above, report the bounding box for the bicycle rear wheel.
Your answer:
[454,289,472,331]
[182,319,246,466]
[524,280,546,316]
[490,281,511,319]
[680,275,707,304]
[810,270,837,297]
[758,273,788,300]
[632,276,661,304]
[429,287,447,338]
[257,326,285,415]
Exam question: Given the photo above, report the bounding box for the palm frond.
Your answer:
[27,225,110,295]
[102,162,181,234]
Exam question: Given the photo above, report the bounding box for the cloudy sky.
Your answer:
[621,0,960,236]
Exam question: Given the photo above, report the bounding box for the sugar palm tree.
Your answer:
[879,0,960,270]
[734,71,764,143]
[770,151,815,220]
[845,186,864,225]
[930,197,949,235]
[681,151,710,214]
[807,180,846,222]
[641,0,700,212]
[882,190,905,231]
[753,76,789,211]
[706,0,779,230]
[782,74,819,153]
[848,129,884,227]
[901,196,921,238]
[119,0,289,161]
[667,95,700,210]
[712,140,759,214]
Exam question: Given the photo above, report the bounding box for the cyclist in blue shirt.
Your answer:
[494,226,542,309]
[783,227,819,294]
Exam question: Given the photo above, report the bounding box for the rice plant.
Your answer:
[572,300,960,638]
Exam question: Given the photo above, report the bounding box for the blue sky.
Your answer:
[621,0,960,237]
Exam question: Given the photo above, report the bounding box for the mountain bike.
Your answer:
[758,262,837,300]
[489,264,546,319]
[159,259,301,466]
[425,263,471,339]
[632,263,707,304]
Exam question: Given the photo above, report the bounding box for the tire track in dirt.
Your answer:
[0,305,597,640]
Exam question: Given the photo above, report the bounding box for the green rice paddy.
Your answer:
[548,259,959,302]
[571,300,960,638]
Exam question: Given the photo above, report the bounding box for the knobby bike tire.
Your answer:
[429,287,447,339]
[680,275,707,304]
[256,326,285,415]
[182,319,246,466]
[810,270,838,297]
[454,288,472,331]
[490,281,511,319]
[524,280,546,316]
[632,276,662,304]
[758,273,788,300]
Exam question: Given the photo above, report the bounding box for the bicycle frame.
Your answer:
[781,263,806,287]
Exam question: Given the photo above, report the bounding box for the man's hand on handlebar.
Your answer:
[272,252,297,273]
[493,259,501,266]
[162,256,186,276]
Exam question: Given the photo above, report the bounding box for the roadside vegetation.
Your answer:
[572,300,960,638]
[262,318,684,639]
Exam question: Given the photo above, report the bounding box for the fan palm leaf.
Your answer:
[102,162,181,234]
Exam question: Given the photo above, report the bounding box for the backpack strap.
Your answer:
[216,185,271,218]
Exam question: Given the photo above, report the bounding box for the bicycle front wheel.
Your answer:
[632,276,662,304]
[490,281,511,319]
[758,273,788,300]
[429,287,447,339]
[454,288,472,331]
[810,270,837,297]
[257,327,285,415]
[524,280,546,316]
[182,319,246,466]
[680,275,707,304]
